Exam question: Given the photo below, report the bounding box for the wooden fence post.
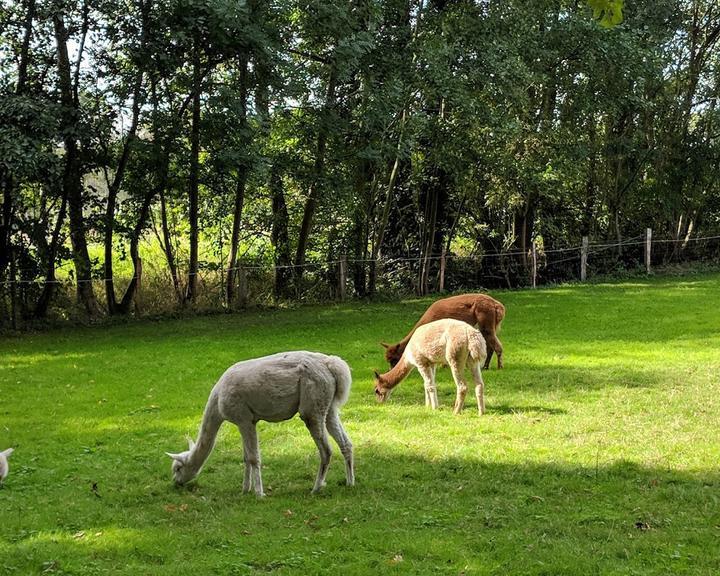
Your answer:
[645,228,652,274]
[581,236,588,282]
[439,246,446,292]
[338,255,347,301]
[531,241,537,288]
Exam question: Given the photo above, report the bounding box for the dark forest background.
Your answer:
[1,0,719,325]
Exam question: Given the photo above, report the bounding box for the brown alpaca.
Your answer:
[382,294,505,370]
[374,318,488,415]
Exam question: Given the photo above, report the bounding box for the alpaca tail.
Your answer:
[468,330,488,365]
[324,355,353,408]
[494,301,506,331]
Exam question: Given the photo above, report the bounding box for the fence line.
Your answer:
[2,232,720,288]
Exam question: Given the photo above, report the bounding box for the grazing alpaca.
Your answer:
[0,448,13,484]
[166,352,354,496]
[382,293,505,370]
[374,318,488,415]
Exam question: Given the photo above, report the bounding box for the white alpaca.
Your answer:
[0,448,14,484]
[167,351,354,495]
[374,318,488,415]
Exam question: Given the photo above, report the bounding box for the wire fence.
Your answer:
[2,231,720,328]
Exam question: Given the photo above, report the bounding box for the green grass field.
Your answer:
[1,273,719,575]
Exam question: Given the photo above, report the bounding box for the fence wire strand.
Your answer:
[2,233,720,288]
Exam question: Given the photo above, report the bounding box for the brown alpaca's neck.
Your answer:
[380,356,414,389]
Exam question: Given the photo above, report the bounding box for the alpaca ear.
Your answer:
[186,436,196,451]
[165,451,187,462]
[380,342,389,349]
[2,448,13,458]
[373,370,380,379]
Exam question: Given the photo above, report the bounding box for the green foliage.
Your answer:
[588,0,624,27]
[2,0,719,324]
[2,274,720,572]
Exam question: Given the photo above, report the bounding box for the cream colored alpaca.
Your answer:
[167,352,354,495]
[0,448,13,484]
[374,318,488,415]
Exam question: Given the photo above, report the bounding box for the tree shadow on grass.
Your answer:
[359,361,662,410]
[487,403,567,416]
[4,448,718,575]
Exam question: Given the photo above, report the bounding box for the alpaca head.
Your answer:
[381,342,403,367]
[166,438,197,485]
[373,371,392,403]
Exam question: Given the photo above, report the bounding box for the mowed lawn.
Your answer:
[1,274,720,575]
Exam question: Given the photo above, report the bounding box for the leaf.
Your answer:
[587,0,624,28]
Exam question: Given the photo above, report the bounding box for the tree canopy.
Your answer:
[1,0,719,324]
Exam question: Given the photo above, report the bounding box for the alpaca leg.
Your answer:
[325,409,355,487]
[472,361,486,415]
[241,442,252,493]
[417,364,438,410]
[302,415,332,493]
[240,423,264,496]
[484,346,494,370]
[449,360,468,415]
[483,332,503,370]
[423,366,437,407]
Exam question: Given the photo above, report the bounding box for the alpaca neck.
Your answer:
[187,392,223,472]
[397,334,412,351]
[380,356,414,389]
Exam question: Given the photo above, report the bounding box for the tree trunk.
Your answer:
[16,0,36,95]
[368,0,421,296]
[103,1,148,314]
[1,0,36,325]
[350,158,373,298]
[513,191,536,267]
[0,170,13,289]
[418,178,439,296]
[293,65,338,290]
[226,169,247,305]
[226,57,249,306]
[104,70,144,314]
[255,57,292,301]
[185,39,202,304]
[581,119,598,237]
[53,11,101,316]
[158,186,183,304]
[270,165,292,300]
[369,150,404,296]
[34,191,68,319]
[115,148,169,314]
